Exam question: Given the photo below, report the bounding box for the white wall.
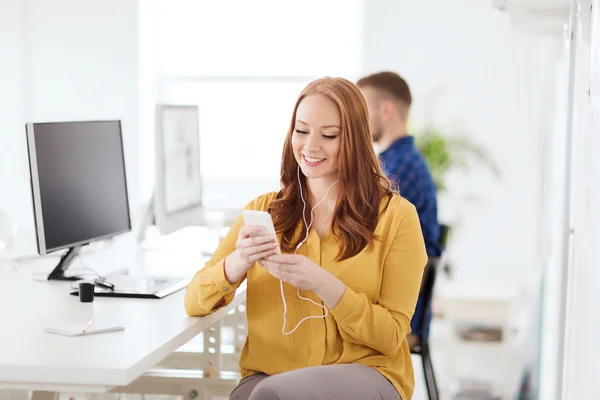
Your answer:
[562,12,600,397]
[0,0,28,222]
[0,0,139,248]
[535,39,570,400]
[362,0,549,285]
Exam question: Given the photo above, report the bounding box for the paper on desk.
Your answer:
[44,323,125,337]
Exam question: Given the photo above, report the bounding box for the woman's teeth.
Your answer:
[304,155,325,163]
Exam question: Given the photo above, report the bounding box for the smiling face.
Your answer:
[291,94,341,184]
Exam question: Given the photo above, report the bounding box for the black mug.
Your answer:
[79,281,95,303]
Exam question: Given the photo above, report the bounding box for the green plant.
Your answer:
[414,125,501,193]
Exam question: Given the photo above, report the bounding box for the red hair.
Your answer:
[269,77,395,261]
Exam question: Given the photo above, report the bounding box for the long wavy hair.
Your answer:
[269,77,395,261]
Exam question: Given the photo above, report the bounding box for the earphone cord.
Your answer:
[280,166,338,335]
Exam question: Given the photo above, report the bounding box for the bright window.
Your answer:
[158,78,308,179]
[140,0,363,203]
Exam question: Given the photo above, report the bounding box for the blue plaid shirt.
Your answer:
[379,136,441,338]
[379,136,441,256]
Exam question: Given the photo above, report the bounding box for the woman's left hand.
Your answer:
[261,254,347,308]
[260,254,328,292]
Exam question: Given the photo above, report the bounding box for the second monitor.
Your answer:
[153,104,204,236]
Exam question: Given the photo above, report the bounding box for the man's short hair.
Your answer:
[357,71,412,107]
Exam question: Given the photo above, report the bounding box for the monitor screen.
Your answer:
[26,120,131,254]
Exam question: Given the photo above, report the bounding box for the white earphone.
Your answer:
[280,166,338,335]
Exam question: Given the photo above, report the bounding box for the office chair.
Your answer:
[410,224,450,400]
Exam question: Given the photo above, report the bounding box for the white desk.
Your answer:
[437,281,532,399]
[0,233,245,397]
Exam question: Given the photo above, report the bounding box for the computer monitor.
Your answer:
[153,104,204,235]
[136,104,206,243]
[136,104,277,244]
[25,120,132,281]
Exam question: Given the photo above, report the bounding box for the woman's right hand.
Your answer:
[224,225,279,284]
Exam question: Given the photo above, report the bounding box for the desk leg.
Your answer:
[31,391,58,400]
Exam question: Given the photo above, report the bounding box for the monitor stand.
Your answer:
[137,192,156,244]
[47,245,83,281]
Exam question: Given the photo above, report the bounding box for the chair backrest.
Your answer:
[416,224,450,339]
[438,223,450,250]
[418,258,438,330]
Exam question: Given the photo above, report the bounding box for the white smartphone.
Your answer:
[241,210,280,253]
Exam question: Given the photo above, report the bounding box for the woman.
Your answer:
[184,77,427,400]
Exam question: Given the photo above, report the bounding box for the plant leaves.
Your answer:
[414,129,501,193]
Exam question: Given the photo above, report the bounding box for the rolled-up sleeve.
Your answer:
[184,213,246,316]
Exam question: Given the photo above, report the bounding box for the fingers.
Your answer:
[237,234,277,250]
[242,241,278,257]
[238,225,264,238]
[263,254,297,264]
[261,259,283,278]
[239,246,278,263]
[245,248,280,265]
[261,259,290,274]
[262,261,295,285]
[236,234,279,265]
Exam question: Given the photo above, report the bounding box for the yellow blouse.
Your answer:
[184,192,427,400]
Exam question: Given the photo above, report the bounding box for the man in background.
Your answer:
[357,71,442,348]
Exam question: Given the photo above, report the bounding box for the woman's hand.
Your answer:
[261,254,346,308]
[224,225,279,284]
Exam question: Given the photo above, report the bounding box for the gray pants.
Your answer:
[229,364,401,400]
